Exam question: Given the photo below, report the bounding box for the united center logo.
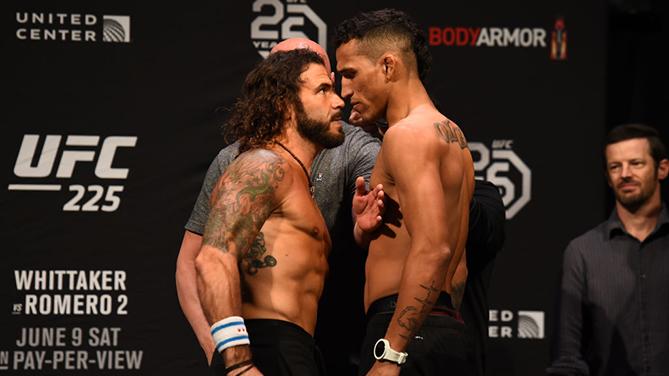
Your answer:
[489,309,545,339]
[517,311,545,339]
[15,12,131,43]
[102,15,131,43]
[250,0,326,58]
[470,140,531,219]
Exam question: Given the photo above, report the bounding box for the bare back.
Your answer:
[208,149,330,335]
[366,112,474,311]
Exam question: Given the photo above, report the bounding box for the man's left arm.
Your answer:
[346,127,383,246]
[368,127,465,375]
[346,127,381,197]
[345,128,383,248]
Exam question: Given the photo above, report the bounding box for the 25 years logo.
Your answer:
[9,134,137,212]
[470,140,531,219]
[250,0,326,58]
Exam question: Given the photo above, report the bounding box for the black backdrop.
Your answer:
[1,1,665,375]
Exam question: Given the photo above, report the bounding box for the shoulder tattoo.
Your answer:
[203,153,286,257]
[434,120,468,149]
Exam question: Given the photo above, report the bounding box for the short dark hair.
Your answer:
[224,49,324,152]
[605,123,667,166]
[334,8,431,82]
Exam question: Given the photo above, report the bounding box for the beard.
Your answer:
[613,173,658,211]
[615,185,655,211]
[295,105,344,149]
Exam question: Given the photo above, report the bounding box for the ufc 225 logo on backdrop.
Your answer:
[470,140,531,219]
[250,0,326,58]
[9,134,137,212]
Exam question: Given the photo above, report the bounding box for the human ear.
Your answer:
[657,158,669,180]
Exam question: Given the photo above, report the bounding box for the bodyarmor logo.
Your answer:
[428,17,568,61]
[251,0,326,58]
[9,135,137,212]
[102,15,131,43]
[550,17,567,60]
[470,140,531,219]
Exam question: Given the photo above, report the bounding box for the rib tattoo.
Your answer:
[243,232,277,275]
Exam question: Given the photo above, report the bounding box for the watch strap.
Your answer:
[374,338,408,365]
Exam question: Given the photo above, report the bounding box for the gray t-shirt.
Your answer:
[185,123,381,235]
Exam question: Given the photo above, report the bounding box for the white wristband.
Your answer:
[210,316,250,353]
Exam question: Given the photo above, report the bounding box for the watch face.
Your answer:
[373,339,386,359]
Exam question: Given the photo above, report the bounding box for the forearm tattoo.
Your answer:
[396,280,440,339]
[434,120,468,149]
[203,153,285,267]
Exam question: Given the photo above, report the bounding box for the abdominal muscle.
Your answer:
[364,220,412,312]
[239,222,329,336]
[364,217,469,313]
[364,188,470,312]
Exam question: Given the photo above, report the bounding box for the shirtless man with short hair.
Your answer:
[335,9,475,375]
[194,49,345,376]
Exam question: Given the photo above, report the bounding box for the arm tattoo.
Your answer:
[397,306,418,340]
[396,280,441,339]
[203,153,285,265]
[434,120,468,149]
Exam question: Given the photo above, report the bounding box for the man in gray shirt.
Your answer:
[548,123,669,376]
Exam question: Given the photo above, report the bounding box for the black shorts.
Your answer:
[210,319,326,376]
[358,294,476,376]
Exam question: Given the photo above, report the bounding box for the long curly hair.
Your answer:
[224,49,325,152]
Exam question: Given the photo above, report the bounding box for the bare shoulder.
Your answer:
[385,112,466,150]
[381,115,440,170]
[225,149,285,179]
[211,148,292,204]
[432,117,468,150]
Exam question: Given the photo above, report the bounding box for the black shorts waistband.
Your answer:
[367,293,462,322]
[245,319,314,345]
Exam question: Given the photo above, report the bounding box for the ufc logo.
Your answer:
[470,140,531,219]
[14,135,137,179]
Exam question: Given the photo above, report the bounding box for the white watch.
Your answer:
[373,338,408,365]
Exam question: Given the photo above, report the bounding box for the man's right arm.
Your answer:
[367,126,461,376]
[546,242,589,376]
[176,147,235,363]
[195,151,288,373]
[175,231,213,361]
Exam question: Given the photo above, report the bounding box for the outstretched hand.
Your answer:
[353,176,384,234]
